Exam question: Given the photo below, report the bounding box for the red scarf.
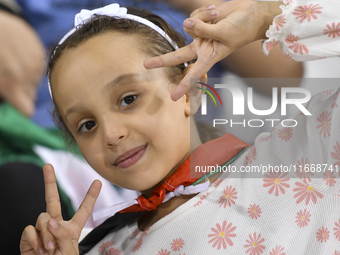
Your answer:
[120,133,249,213]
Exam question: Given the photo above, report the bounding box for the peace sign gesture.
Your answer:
[144,0,282,101]
[20,164,102,255]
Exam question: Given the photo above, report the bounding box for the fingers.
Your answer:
[20,225,46,255]
[171,58,215,101]
[43,164,63,221]
[72,180,102,229]
[47,218,76,254]
[183,18,223,41]
[190,8,219,23]
[144,44,197,69]
[35,213,56,251]
[190,5,217,18]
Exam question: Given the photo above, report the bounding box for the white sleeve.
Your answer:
[262,0,340,61]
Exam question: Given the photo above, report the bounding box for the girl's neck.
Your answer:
[138,171,222,231]
[141,118,202,198]
[138,119,205,230]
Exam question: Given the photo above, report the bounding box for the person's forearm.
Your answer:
[251,1,284,41]
[223,40,303,78]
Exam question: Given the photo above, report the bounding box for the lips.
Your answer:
[114,144,147,168]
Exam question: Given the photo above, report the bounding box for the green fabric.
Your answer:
[0,103,81,167]
[0,103,78,216]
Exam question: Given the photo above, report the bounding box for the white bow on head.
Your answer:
[58,3,180,50]
[49,3,187,100]
[74,4,127,27]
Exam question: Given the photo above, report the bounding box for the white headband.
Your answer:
[48,3,187,99]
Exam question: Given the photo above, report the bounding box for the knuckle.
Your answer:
[22,225,39,247]
[80,203,91,215]
[46,195,60,204]
[195,25,205,37]
[36,213,52,231]
[23,224,34,234]
[37,212,50,222]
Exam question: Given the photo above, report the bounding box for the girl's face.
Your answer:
[51,32,192,192]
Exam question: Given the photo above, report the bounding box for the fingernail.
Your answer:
[39,248,45,255]
[211,10,217,16]
[49,219,58,229]
[184,20,193,29]
[207,5,215,10]
[47,241,55,249]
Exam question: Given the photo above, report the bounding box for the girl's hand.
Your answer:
[144,0,283,101]
[20,164,102,255]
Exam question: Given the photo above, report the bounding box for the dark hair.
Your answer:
[48,7,191,143]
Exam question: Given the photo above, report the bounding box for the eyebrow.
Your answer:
[64,73,140,122]
[102,73,140,94]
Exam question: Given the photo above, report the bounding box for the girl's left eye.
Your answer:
[120,95,137,107]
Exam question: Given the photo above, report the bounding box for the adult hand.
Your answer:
[0,10,46,116]
[144,0,283,101]
[20,164,102,255]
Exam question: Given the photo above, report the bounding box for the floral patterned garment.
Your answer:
[86,87,340,254]
[263,0,340,61]
[85,0,340,253]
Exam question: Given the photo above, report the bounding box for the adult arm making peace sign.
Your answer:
[20,164,102,255]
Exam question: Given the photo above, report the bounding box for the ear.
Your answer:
[183,65,208,116]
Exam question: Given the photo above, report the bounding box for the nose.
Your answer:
[102,117,128,148]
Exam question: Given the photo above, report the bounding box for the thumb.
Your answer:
[183,18,222,41]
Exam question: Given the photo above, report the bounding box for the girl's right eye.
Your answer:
[78,121,97,133]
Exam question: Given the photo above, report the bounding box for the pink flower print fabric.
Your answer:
[244,232,265,255]
[219,186,237,207]
[248,204,262,219]
[208,221,236,250]
[285,34,309,54]
[86,87,340,255]
[263,0,340,61]
[316,111,332,138]
[263,172,290,196]
[98,242,121,255]
[334,219,340,241]
[324,22,340,38]
[278,127,293,142]
[293,181,324,205]
[295,157,314,182]
[156,249,170,255]
[269,245,286,255]
[292,4,322,22]
[295,209,311,228]
[316,227,330,243]
[171,238,185,252]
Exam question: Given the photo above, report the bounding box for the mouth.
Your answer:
[114,144,147,168]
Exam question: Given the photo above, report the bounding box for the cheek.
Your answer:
[145,101,190,150]
[77,140,107,176]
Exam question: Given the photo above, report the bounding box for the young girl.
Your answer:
[20,3,340,255]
